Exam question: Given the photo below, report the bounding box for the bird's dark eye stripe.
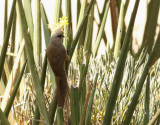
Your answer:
[57,34,64,38]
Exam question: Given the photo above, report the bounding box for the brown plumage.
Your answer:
[46,27,69,107]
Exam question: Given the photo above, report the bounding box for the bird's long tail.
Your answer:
[55,70,70,124]
[55,70,69,108]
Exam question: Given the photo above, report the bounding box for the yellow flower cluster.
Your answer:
[59,16,69,26]
[48,16,68,35]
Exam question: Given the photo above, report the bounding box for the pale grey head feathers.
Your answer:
[52,27,64,39]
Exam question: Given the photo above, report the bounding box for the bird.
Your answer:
[46,27,70,107]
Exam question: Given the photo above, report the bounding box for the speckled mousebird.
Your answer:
[46,27,70,107]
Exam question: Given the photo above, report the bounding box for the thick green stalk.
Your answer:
[79,85,92,125]
[76,0,87,50]
[123,31,160,125]
[34,0,41,64]
[24,0,34,42]
[70,85,80,125]
[64,0,72,49]
[49,91,57,124]
[102,0,140,124]
[0,108,10,125]
[0,0,16,81]
[3,0,8,39]
[17,0,50,124]
[84,6,94,55]
[57,107,64,125]
[77,0,87,28]
[114,1,125,59]
[64,0,72,74]
[93,1,110,57]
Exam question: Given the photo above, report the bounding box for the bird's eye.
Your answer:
[57,34,64,39]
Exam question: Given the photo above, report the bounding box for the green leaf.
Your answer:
[0,0,16,80]
[0,108,10,125]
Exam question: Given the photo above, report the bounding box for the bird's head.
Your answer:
[48,16,68,39]
[52,27,64,39]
